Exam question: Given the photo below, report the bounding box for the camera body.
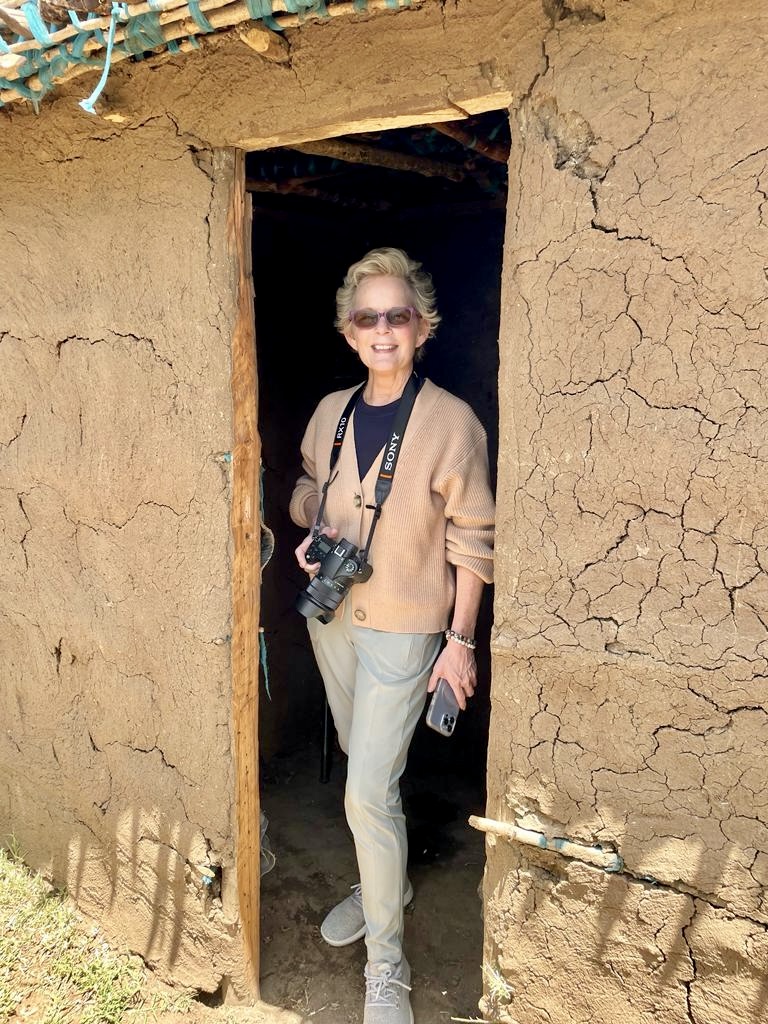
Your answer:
[296,533,373,623]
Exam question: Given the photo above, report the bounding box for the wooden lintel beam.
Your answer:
[237,109,469,151]
[430,121,510,164]
[289,139,465,183]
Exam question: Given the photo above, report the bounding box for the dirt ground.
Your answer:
[258,742,487,1024]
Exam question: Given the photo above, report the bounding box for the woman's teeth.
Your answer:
[372,344,396,351]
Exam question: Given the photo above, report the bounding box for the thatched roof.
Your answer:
[0,0,412,112]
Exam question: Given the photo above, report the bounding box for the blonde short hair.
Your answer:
[335,248,441,345]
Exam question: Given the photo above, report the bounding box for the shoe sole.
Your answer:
[321,885,415,947]
[321,921,366,947]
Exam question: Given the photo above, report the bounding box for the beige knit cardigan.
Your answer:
[289,379,495,634]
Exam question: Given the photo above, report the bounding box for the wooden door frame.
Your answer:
[228,95,510,995]
[228,148,261,996]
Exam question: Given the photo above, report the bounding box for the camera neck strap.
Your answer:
[313,373,424,561]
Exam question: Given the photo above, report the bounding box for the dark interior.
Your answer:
[250,114,507,1018]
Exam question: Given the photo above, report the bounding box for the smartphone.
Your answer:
[425,678,460,737]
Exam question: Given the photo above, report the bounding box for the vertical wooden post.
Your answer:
[228,147,260,997]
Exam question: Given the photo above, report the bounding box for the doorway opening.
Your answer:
[250,114,507,1022]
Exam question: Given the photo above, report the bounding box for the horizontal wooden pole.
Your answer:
[430,120,510,163]
[469,815,623,872]
[290,138,466,181]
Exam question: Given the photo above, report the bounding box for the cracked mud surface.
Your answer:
[0,130,244,991]
[487,1,768,1021]
[2,0,767,1017]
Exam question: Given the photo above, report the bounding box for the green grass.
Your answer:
[0,845,192,1024]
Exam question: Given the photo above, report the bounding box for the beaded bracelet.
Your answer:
[445,628,477,651]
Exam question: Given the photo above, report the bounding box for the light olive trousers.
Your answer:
[308,599,442,965]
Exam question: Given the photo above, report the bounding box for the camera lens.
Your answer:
[295,535,369,624]
[295,589,336,624]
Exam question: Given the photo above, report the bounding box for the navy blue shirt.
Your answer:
[354,396,401,481]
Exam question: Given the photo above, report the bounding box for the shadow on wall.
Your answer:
[483,805,768,1022]
[4,787,240,994]
[485,631,768,994]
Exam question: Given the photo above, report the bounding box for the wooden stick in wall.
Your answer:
[430,121,510,164]
[0,0,261,81]
[0,6,32,37]
[3,0,286,52]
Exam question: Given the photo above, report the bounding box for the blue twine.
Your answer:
[3,0,340,105]
[21,2,54,44]
[243,0,281,31]
[259,629,271,700]
[70,33,89,60]
[68,10,90,29]
[242,0,333,28]
[187,0,213,32]
[0,74,40,100]
[79,1,122,113]
[123,12,165,53]
[299,0,328,18]
[37,49,69,89]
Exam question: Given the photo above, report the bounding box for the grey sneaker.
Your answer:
[364,959,412,1024]
[320,882,414,947]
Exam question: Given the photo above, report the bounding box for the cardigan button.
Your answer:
[354,609,366,622]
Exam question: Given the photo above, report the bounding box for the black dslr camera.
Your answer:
[295,533,373,624]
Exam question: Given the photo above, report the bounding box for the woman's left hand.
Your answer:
[427,641,477,711]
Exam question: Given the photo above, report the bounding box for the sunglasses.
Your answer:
[348,306,421,329]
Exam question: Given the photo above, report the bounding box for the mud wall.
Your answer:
[0,120,244,993]
[3,0,766,1011]
[44,0,549,150]
[0,0,549,993]
[488,2,768,1022]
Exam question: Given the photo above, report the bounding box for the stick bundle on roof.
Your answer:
[0,0,423,108]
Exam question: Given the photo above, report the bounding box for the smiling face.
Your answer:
[343,274,430,380]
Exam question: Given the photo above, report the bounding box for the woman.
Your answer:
[290,248,495,1024]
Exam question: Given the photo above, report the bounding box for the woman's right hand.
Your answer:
[295,526,338,576]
